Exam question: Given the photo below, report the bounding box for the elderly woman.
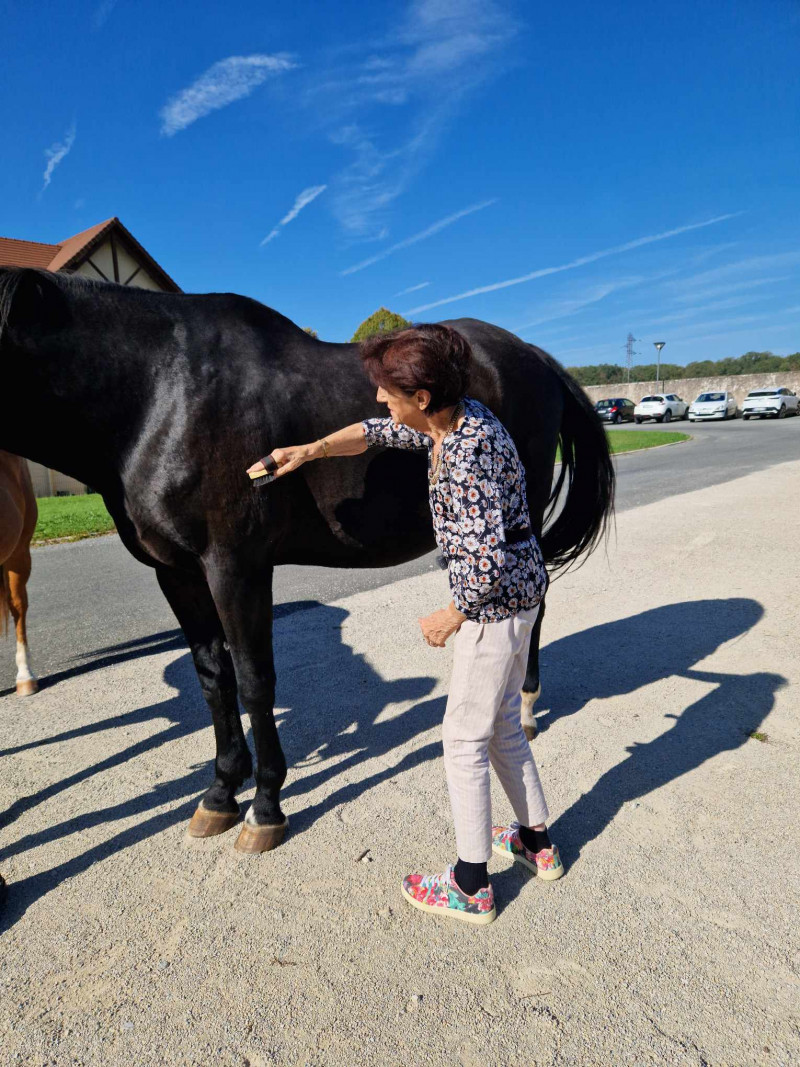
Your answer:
[247,324,562,925]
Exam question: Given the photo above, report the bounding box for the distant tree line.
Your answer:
[569,350,800,387]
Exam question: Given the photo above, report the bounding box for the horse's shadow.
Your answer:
[0,600,440,927]
[0,595,782,929]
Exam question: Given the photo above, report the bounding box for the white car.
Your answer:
[688,391,737,421]
[742,387,800,420]
[633,393,689,424]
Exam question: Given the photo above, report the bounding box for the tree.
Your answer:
[303,327,319,338]
[350,307,411,343]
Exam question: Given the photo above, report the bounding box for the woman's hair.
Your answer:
[359,323,473,414]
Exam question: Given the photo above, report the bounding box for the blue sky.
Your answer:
[2,0,799,366]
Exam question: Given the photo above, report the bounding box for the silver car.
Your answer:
[688,391,737,421]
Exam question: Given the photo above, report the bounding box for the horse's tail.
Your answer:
[540,357,615,573]
[0,563,9,637]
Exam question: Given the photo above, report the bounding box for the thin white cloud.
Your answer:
[160,54,297,136]
[260,185,327,247]
[647,294,771,327]
[658,305,800,341]
[93,0,118,28]
[664,252,800,296]
[305,1,517,237]
[394,281,430,297]
[341,199,496,275]
[403,214,743,315]
[559,303,800,360]
[670,275,790,305]
[513,279,645,333]
[41,122,76,193]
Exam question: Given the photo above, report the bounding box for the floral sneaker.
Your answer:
[401,865,496,925]
[491,823,564,880]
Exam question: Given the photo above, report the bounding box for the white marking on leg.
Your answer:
[245,806,259,827]
[16,641,36,684]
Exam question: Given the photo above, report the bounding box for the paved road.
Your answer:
[2,416,798,692]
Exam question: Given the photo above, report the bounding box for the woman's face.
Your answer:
[376,385,430,430]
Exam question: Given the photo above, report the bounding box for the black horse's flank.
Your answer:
[0,267,613,845]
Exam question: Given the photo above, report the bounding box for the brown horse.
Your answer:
[0,451,38,696]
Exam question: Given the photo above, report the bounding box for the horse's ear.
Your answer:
[1,268,71,334]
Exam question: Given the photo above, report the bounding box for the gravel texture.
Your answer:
[1,459,798,1066]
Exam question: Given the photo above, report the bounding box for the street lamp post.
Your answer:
[653,341,666,392]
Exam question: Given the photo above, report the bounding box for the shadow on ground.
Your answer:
[534,598,785,862]
[0,596,783,929]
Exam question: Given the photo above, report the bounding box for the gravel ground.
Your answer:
[1,460,799,1066]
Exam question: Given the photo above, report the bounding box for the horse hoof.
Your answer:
[187,802,240,839]
[521,684,541,742]
[234,817,289,854]
[16,678,39,697]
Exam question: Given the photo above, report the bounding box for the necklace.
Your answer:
[429,402,463,486]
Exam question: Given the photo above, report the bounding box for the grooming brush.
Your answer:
[249,453,279,486]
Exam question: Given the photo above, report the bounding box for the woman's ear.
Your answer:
[416,389,431,410]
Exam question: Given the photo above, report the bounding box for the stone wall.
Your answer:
[581,370,800,409]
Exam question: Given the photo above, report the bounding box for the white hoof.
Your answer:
[16,641,38,696]
[521,684,541,741]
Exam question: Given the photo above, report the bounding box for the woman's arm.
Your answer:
[362,417,431,451]
[246,422,368,480]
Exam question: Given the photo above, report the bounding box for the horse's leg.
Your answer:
[521,595,546,741]
[155,566,252,837]
[206,563,287,854]
[6,541,37,697]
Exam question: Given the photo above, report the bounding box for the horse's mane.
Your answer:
[0,267,26,349]
[0,267,305,345]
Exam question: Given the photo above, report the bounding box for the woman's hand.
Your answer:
[247,443,318,480]
[418,603,467,648]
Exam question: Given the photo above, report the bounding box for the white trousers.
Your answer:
[442,605,549,863]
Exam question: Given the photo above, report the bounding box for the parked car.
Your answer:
[594,397,636,424]
[688,391,737,421]
[741,387,800,420]
[633,393,689,424]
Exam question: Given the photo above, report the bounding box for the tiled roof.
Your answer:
[0,217,181,291]
[48,218,117,271]
[0,235,61,269]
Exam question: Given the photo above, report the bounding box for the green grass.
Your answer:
[556,429,690,462]
[747,730,769,743]
[605,430,691,454]
[33,493,116,544]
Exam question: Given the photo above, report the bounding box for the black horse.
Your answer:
[0,268,613,852]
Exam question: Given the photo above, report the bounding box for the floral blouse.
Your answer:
[362,396,548,622]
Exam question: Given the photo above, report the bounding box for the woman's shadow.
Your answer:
[532,598,785,864]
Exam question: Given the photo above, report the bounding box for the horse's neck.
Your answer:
[8,300,157,486]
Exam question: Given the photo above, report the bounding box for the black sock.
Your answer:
[519,825,551,854]
[453,858,489,896]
